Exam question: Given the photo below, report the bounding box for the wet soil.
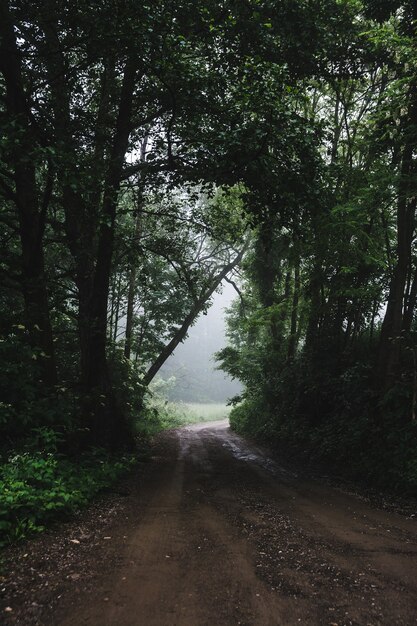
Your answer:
[1,420,417,625]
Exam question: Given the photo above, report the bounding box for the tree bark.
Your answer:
[86,61,136,390]
[41,9,137,444]
[74,62,137,446]
[125,138,148,360]
[378,92,417,388]
[124,268,137,360]
[402,263,417,334]
[112,274,123,343]
[0,1,57,385]
[287,260,300,360]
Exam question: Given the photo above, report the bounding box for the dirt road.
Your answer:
[3,421,417,625]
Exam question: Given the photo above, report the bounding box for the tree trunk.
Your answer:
[18,209,57,385]
[0,1,57,385]
[80,62,137,446]
[112,274,123,344]
[86,61,136,387]
[402,263,417,334]
[124,138,148,359]
[124,195,146,359]
[41,12,137,444]
[287,260,300,360]
[378,96,417,389]
[124,265,137,360]
[305,263,322,356]
[143,245,247,387]
[143,308,201,387]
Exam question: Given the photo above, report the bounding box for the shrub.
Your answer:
[0,440,135,547]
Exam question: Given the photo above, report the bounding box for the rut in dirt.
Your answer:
[3,420,417,626]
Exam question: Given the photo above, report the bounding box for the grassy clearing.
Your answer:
[181,403,231,422]
[136,398,230,437]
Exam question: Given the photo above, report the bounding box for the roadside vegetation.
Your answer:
[0,430,135,547]
[183,403,231,422]
[0,392,228,547]
[138,378,231,435]
[215,3,417,493]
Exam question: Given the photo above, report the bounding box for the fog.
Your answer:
[159,281,242,403]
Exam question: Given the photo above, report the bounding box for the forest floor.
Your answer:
[1,420,417,626]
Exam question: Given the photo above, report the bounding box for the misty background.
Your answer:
[159,281,242,403]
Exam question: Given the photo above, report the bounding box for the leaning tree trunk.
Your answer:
[142,245,248,387]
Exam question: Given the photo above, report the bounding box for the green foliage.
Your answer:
[180,402,231,422]
[217,5,417,495]
[135,377,229,436]
[108,349,146,432]
[1,0,417,508]
[106,358,224,437]
[229,393,273,439]
[112,184,247,372]
[228,348,417,492]
[0,330,79,447]
[0,434,135,547]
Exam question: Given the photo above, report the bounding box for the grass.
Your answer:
[180,402,231,423]
[141,378,231,433]
[136,397,231,437]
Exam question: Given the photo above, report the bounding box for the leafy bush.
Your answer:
[108,349,146,436]
[136,384,196,436]
[0,438,135,547]
[229,353,417,493]
[0,329,80,449]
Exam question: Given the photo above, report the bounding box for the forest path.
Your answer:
[4,421,417,625]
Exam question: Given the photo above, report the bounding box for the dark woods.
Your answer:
[216,1,417,491]
[0,0,254,450]
[1,0,416,494]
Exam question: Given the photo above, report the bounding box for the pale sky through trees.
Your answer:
[160,280,242,403]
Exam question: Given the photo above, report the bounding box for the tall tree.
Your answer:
[0,0,57,385]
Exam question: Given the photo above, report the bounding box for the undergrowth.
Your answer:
[229,379,417,495]
[0,428,135,547]
[0,377,229,548]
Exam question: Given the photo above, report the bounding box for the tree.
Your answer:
[216,2,417,489]
[0,1,57,385]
